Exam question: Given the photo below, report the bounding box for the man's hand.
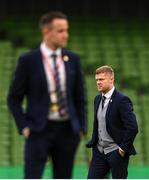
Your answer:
[118,148,125,157]
[22,127,30,139]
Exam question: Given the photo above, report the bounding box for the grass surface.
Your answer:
[0,165,149,179]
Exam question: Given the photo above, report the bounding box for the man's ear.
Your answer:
[111,76,114,83]
[42,26,49,36]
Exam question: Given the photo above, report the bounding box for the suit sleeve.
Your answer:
[86,95,99,147]
[74,56,87,134]
[119,96,138,153]
[7,56,28,134]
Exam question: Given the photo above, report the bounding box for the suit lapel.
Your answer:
[36,49,48,91]
[106,89,117,120]
[62,49,69,93]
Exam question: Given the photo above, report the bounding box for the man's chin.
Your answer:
[60,42,67,48]
[98,88,102,92]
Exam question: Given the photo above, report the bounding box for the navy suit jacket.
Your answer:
[7,48,87,135]
[86,89,138,155]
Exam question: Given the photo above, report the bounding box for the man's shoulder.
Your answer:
[62,48,79,59]
[19,48,41,59]
[94,94,100,103]
[17,48,41,66]
[113,89,131,102]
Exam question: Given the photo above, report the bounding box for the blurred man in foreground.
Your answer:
[7,11,87,179]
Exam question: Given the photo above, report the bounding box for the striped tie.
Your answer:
[51,54,68,117]
[101,96,106,109]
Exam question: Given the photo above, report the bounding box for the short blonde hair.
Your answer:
[96,65,114,77]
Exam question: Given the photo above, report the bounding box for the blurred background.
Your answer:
[0,0,149,178]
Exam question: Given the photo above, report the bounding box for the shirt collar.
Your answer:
[102,86,115,99]
[40,42,62,57]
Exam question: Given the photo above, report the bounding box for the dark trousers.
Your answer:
[24,121,80,179]
[88,146,129,179]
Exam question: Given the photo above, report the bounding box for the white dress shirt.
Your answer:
[102,86,115,108]
[40,42,68,120]
[40,42,66,93]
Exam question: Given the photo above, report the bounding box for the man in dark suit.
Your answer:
[86,65,138,179]
[7,11,87,179]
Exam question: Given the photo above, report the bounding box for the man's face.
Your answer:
[95,72,114,94]
[44,18,69,49]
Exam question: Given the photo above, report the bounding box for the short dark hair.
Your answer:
[39,11,67,29]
